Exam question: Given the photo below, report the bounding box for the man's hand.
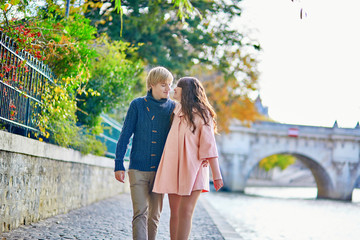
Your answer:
[115,170,125,183]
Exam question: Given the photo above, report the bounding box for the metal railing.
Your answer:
[98,113,131,160]
[0,30,55,134]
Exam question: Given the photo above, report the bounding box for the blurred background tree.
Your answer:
[84,0,261,131]
[259,154,296,171]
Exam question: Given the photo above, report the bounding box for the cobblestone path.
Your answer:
[1,193,236,240]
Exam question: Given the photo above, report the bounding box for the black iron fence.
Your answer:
[0,30,55,135]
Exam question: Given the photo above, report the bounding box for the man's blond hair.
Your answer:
[146,66,173,91]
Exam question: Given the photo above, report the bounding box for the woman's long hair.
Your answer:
[177,77,217,133]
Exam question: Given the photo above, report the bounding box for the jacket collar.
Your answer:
[146,90,168,104]
[174,103,184,117]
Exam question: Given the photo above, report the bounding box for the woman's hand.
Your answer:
[213,179,224,191]
[202,160,209,167]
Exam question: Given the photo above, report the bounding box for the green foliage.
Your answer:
[85,0,260,81]
[77,126,106,156]
[77,34,144,126]
[38,13,98,95]
[259,154,296,172]
[112,0,200,21]
[170,0,200,20]
[35,6,144,128]
[37,78,77,146]
[30,12,107,155]
[36,77,105,155]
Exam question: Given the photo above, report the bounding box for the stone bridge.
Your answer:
[216,121,360,201]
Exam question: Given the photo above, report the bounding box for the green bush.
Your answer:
[1,3,143,155]
[259,154,296,171]
[77,34,143,127]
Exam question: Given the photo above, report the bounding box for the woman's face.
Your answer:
[173,85,182,101]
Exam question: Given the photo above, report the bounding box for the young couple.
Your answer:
[114,66,224,240]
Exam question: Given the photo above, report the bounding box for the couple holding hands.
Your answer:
[114,66,223,240]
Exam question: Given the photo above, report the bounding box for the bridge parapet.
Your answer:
[251,121,360,137]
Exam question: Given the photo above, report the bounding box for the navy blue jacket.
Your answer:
[114,91,175,171]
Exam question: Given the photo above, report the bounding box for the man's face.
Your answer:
[151,81,171,100]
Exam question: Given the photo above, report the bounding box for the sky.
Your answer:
[235,0,360,128]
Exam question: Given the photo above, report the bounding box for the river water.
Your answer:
[205,187,360,240]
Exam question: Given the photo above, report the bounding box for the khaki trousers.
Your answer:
[128,169,163,240]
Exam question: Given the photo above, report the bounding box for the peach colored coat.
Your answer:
[153,104,222,196]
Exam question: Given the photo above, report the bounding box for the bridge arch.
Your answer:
[353,174,360,196]
[244,150,335,199]
[292,153,334,198]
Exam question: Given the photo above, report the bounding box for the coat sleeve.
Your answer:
[198,120,218,161]
[114,100,137,171]
[209,158,222,180]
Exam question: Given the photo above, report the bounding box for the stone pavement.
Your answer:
[1,193,242,240]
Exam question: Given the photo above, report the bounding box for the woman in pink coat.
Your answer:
[153,77,224,240]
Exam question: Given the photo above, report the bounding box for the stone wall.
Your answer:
[0,130,129,233]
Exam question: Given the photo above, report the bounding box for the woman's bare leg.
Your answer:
[176,190,201,240]
[168,194,181,240]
